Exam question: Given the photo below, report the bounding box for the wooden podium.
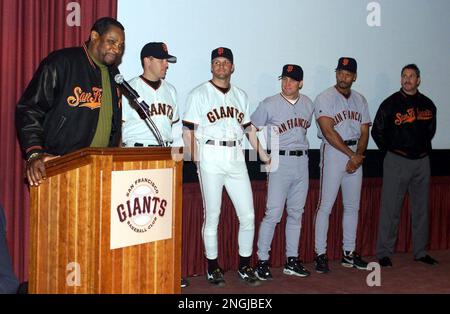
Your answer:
[28,147,183,294]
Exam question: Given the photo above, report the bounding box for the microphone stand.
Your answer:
[130,97,166,147]
[115,74,166,147]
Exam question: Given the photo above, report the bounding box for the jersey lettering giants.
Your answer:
[183,81,251,141]
[206,106,244,124]
[149,103,174,120]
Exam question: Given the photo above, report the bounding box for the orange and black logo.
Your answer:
[218,47,224,56]
[287,65,294,73]
[67,86,102,110]
[417,109,433,121]
[395,108,416,125]
[342,58,349,66]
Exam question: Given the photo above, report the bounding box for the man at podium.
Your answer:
[15,17,126,187]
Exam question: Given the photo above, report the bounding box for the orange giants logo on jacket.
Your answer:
[394,108,416,125]
[66,86,102,109]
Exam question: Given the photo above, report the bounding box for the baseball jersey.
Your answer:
[251,93,314,150]
[122,76,179,145]
[183,81,250,142]
[314,87,371,143]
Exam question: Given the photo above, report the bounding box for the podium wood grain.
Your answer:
[29,148,183,294]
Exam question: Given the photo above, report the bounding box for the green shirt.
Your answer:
[89,53,113,147]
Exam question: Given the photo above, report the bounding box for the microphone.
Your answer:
[113,74,165,147]
[114,74,140,100]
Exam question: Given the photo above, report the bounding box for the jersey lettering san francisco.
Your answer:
[122,77,179,145]
[251,93,314,150]
[183,81,251,142]
[314,86,371,143]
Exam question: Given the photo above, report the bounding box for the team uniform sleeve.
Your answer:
[121,94,133,122]
[361,95,372,126]
[303,96,315,125]
[182,91,201,127]
[250,100,269,131]
[172,87,180,124]
[314,94,334,120]
[241,91,252,128]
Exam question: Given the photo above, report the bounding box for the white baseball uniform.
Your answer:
[314,86,371,255]
[183,80,255,260]
[122,76,179,146]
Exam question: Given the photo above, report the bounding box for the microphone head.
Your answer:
[114,74,124,84]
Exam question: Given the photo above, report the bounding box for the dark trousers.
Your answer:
[376,152,430,259]
[0,204,19,294]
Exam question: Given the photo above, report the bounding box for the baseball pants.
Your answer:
[315,143,362,255]
[257,154,309,261]
[376,152,430,259]
[198,144,255,260]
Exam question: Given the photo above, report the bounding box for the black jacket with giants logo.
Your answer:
[371,89,436,159]
[16,44,122,159]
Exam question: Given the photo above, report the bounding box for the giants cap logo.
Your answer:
[287,65,294,72]
[342,58,349,66]
[218,47,224,55]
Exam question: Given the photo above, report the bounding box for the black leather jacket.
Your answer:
[371,89,436,159]
[16,44,122,159]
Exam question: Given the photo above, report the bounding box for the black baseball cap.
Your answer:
[140,42,177,63]
[211,47,233,63]
[279,64,303,82]
[336,57,357,73]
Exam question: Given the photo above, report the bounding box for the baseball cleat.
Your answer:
[237,266,261,287]
[341,251,368,270]
[315,253,330,273]
[255,260,273,281]
[283,257,310,277]
[206,267,226,287]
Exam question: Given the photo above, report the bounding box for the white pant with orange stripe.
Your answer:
[314,142,362,255]
[197,143,255,260]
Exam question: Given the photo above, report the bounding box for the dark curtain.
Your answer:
[0,0,117,282]
[182,177,450,277]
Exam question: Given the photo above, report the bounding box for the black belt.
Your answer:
[268,150,308,156]
[205,140,239,147]
[134,142,160,147]
[344,140,357,146]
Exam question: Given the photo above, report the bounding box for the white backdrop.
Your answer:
[118,0,450,149]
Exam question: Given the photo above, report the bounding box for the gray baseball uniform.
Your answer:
[314,86,371,255]
[251,93,314,261]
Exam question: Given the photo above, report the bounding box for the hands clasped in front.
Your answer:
[345,153,364,174]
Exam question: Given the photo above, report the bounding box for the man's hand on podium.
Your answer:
[26,153,60,186]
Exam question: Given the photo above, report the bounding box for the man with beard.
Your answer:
[372,64,437,267]
[313,57,371,274]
